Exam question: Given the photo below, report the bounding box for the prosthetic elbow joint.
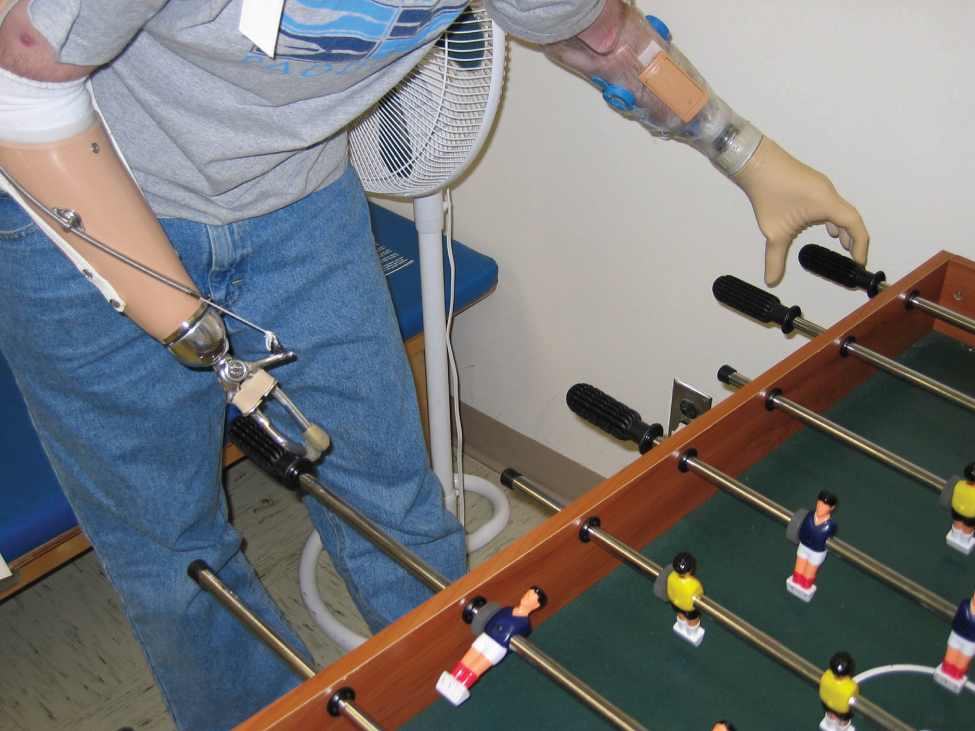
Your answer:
[543,1,762,176]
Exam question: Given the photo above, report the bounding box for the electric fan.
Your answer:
[300,1,511,652]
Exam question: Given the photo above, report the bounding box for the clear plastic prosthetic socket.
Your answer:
[543,0,762,176]
[165,304,330,462]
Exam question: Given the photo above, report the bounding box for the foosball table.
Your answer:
[235,250,975,731]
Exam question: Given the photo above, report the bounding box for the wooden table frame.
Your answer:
[236,251,975,731]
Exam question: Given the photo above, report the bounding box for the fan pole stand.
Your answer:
[415,191,509,545]
[415,192,458,514]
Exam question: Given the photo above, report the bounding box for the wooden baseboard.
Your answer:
[0,528,92,602]
[457,402,605,506]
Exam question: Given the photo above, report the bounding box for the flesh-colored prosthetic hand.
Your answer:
[732,138,868,284]
[544,0,868,284]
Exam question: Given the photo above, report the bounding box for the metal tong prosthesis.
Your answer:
[0,163,329,462]
[216,349,330,462]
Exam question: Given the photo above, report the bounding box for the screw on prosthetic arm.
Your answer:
[216,351,330,462]
[712,275,802,334]
[798,244,886,298]
[566,383,663,454]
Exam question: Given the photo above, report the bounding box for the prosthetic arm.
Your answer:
[0,2,327,457]
[543,0,868,284]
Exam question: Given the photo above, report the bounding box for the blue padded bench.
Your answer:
[0,202,498,599]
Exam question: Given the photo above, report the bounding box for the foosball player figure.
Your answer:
[436,586,547,706]
[667,551,706,646]
[819,651,859,731]
[711,722,737,731]
[787,490,838,602]
[933,586,975,693]
[945,462,975,554]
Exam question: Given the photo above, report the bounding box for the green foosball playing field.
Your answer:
[405,329,975,731]
[235,252,975,731]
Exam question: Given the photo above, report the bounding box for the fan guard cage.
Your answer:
[349,1,504,197]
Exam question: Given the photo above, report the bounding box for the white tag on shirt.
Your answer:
[239,0,286,58]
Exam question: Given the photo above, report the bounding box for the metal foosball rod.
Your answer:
[230,416,450,593]
[716,368,954,496]
[799,244,975,337]
[563,383,956,622]
[712,275,975,415]
[228,417,652,731]
[187,561,386,731]
[501,469,917,731]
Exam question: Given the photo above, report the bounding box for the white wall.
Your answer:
[380,1,975,478]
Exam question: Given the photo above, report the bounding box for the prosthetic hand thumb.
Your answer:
[731,138,869,285]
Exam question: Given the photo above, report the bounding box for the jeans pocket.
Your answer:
[0,193,40,240]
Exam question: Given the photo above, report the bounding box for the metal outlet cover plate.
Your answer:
[669,379,712,436]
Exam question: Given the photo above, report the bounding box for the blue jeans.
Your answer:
[0,165,465,731]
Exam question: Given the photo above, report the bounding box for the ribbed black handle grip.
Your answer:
[712,275,802,334]
[798,244,885,297]
[566,383,662,454]
[228,415,312,492]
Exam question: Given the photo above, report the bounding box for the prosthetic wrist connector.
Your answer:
[163,303,230,368]
[543,0,762,176]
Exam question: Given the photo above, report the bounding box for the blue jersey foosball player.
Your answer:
[934,587,975,694]
[787,490,839,602]
[436,587,547,706]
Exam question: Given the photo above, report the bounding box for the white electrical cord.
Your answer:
[444,188,510,552]
[445,187,464,530]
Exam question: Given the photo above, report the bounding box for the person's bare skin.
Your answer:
[0,0,95,80]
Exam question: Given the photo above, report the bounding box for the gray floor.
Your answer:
[0,457,549,731]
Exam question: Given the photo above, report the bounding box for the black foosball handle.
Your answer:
[798,244,886,297]
[712,275,802,334]
[228,415,314,492]
[566,383,662,454]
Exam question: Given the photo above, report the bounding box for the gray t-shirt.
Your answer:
[29,0,601,224]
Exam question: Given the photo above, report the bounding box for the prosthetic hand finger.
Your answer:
[543,0,762,176]
[818,205,869,265]
[733,138,869,283]
[0,65,223,366]
[827,201,869,265]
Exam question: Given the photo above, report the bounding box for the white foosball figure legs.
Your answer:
[945,526,975,555]
[672,618,705,646]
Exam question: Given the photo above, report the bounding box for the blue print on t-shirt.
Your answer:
[250,0,468,63]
